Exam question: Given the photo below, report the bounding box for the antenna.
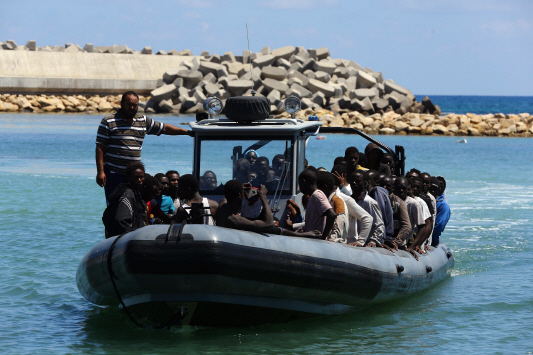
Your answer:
[246,24,256,96]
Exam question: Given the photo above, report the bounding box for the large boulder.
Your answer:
[384,80,408,96]
[262,78,289,94]
[176,70,203,89]
[286,83,312,99]
[151,84,177,102]
[262,66,287,80]
[226,80,254,96]
[356,70,377,88]
[272,46,296,60]
[353,88,378,100]
[314,60,336,74]
[252,54,276,69]
[314,71,331,83]
[199,61,223,76]
[307,79,335,97]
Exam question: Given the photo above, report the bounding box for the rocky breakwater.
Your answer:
[273,109,533,137]
[0,93,148,113]
[146,46,441,116]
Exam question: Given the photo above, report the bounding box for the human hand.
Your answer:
[381,243,395,253]
[332,171,347,187]
[259,184,268,197]
[96,171,106,187]
[408,249,419,261]
[285,214,294,230]
[385,240,399,251]
[349,242,364,247]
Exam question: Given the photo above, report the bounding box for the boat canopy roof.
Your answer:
[189,118,323,137]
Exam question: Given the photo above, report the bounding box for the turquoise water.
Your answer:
[1,113,532,354]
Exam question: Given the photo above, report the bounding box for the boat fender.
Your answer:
[426,266,433,273]
[396,265,404,273]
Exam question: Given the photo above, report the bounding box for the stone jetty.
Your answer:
[1,41,532,137]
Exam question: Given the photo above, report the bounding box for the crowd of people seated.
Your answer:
[102,143,451,260]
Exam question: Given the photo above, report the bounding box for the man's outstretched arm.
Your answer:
[162,124,195,136]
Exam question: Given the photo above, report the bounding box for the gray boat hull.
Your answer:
[77,224,454,326]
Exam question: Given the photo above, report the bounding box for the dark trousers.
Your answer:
[104,166,127,204]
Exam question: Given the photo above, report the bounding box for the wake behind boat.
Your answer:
[77,95,454,328]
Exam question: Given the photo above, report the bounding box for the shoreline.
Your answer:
[1,93,531,137]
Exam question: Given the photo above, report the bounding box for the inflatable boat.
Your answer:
[77,96,454,327]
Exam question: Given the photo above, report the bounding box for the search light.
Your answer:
[203,97,223,117]
[284,96,301,118]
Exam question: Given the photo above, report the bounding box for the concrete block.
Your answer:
[222,51,236,62]
[6,40,17,49]
[199,61,223,76]
[372,97,389,110]
[301,58,316,72]
[305,70,316,80]
[1,43,13,50]
[156,78,165,88]
[151,84,177,102]
[227,80,254,96]
[333,67,350,79]
[314,71,331,83]
[208,54,221,63]
[227,62,245,75]
[65,45,82,53]
[168,49,179,55]
[314,60,336,74]
[52,45,65,52]
[193,88,207,102]
[356,70,377,88]
[163,66,183,83]
[178,49,193,56]
[333,86,344,99]
[141,46,152,54]
[315,47,330,60]
[177,69,204,88]
[286,83,312,99]
[288,70,309,87]
[289,55,305,65]
[276,58,291,70]
[262,78,289,94]
[83,43,94,53]
[311,91,325,106]
[200,51,210,57]
[242,49,251,64]
[307,79,335,97]
[260,46,271,55]
[267,89,281,105]
[204,82,221,96]
[290,62,303,72]
[203,72,217,84]
[216,66,229,78]
[308,48,317,60]
[239,67,262,86]
[301,98,316,110]
[353,88,378,100]
[252,54,276,69]
[156,50,167,55]
[159,99,174,113]
[384,79,408,96]
[25,40,36,51]
[346,61,364,71]
[338,97,352,109]
[295,46,309,59]
[114,45,128,54]
[371,72,384,84]
[262,66,287,80]
[181,96,198,111]
[272,45,295,60]
[172,77,184,87]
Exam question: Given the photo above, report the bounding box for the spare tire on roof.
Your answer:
[225,96,271,122]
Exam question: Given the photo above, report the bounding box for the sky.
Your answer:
[1,0,532,96]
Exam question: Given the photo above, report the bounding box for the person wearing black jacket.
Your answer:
[102,161,147,238]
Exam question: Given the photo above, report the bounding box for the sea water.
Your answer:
[0,111,532,354]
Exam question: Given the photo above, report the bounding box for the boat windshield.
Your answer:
[198,137,293,195]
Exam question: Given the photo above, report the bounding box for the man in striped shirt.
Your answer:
[95,91,193,202]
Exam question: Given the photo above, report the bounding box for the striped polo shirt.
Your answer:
[95,110,165,174]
